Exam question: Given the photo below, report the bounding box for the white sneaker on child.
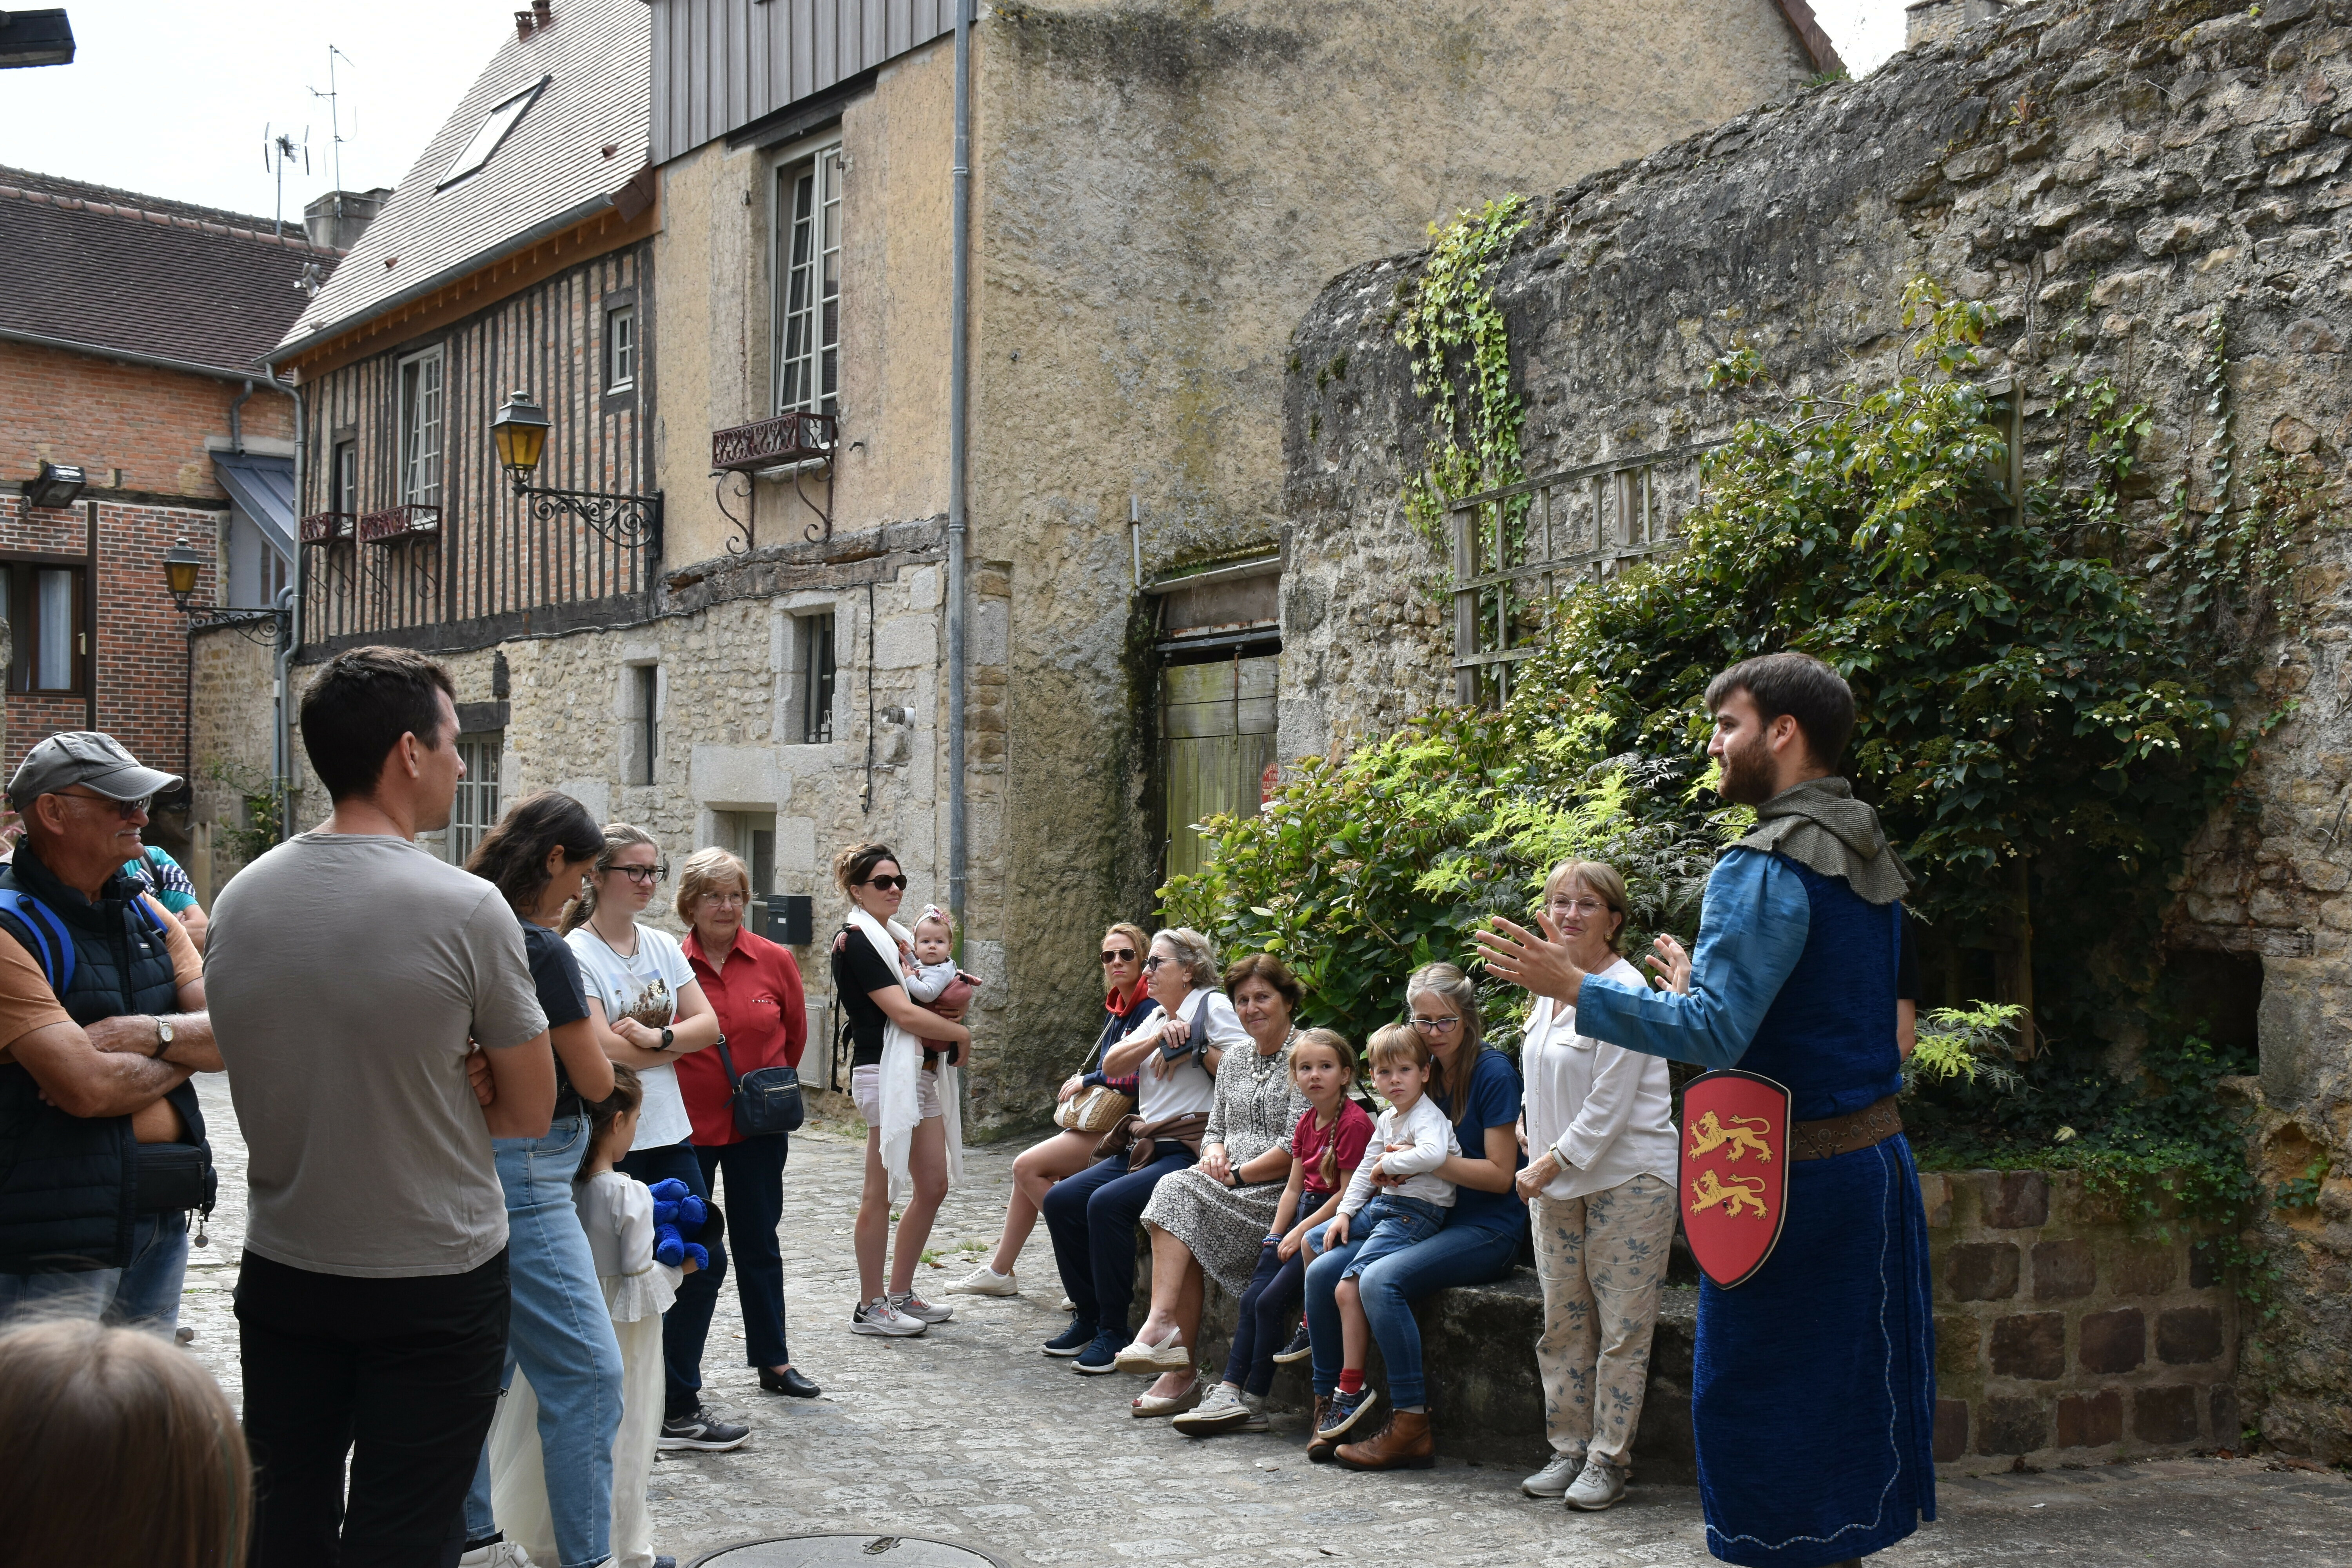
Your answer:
[944,1264,1017,1296]
[456,1541,535,1568]
[1172,1382,1261,1435]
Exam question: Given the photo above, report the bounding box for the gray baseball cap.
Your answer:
[6,731,184,809]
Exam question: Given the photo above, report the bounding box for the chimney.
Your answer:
[515,9,535,39]
[533,0,553,23]
[303,187,393,252]
[1906,0,2011,50]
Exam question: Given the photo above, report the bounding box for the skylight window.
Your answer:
[439,76,549,190]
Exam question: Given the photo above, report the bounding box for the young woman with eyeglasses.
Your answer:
[562,823,744,1454]
[1299,960,1528,1472]
[946,922,1159,1301]
[830,842,971,1338]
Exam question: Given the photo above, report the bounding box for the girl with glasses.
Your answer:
[561,824,743,1455]
[947,923,1158,1300]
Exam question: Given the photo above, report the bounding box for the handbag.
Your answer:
[1053,1010,1137,1134]
[712,1035,804,1138]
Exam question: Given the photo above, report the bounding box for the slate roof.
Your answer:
[274,0,651,358]
[0,167,337,377]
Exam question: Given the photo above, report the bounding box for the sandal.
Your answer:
[1131,1374,1204,1419]
[1112,1323,1193,1374]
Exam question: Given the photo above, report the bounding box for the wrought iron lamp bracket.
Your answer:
[183,606,294,648]
[507,475,664,554]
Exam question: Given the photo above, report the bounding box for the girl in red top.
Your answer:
[674,846,817,1400]
[1174,1028,1374,1434]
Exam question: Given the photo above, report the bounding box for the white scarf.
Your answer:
[848,905,964,1201]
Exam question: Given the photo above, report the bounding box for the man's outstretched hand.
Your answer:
[1472,911,1590,1005]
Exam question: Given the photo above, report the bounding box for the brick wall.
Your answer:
[1,338,291,499]
[1924,1170,2238,1471]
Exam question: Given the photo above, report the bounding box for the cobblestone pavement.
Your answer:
[183,1078,2352,1567]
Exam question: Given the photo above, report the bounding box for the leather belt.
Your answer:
[1790,1094,1903,1161]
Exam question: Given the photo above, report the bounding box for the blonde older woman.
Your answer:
[1513,860,1680,1512]
[1038,927,1241,1376]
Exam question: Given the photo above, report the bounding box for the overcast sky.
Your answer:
[0,0,1909,224]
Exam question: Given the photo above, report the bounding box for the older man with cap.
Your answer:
[0,731,216,1329]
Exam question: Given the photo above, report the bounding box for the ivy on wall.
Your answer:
[1392,195,1532,570]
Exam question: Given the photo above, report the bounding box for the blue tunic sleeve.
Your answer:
[1572,848,1809,1070]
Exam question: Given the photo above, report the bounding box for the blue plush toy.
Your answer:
[646,1178,710,1271]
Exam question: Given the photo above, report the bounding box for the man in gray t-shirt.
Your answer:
[208,646,553,1568]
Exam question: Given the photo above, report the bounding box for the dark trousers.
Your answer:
[1223,1238,1307,1396]
[1040,1148,1194,1338]
[617,1138,726,1419]
[236,1247,510,1568]
[697,1134,791,1370]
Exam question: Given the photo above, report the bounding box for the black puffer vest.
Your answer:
[0,848,200,1272]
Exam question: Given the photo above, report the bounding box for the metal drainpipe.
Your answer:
[946,0,972,949]
[278,381,303,841]
[228,379,254,454]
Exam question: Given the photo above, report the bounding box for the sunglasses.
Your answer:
[62,790,150,818]
[1100,947,1138,965]
[1141,955,1169,972]
[861,874,909,893]
[615,864,670,885]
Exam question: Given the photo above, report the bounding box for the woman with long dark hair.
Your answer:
[457,791,625,1568]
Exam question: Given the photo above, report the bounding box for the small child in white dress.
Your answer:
[487,1067,689,1568]
[904,904,979,1040]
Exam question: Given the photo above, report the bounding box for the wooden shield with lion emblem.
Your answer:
[1680,1069,1791,1288]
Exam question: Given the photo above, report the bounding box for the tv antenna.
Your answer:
[261,125,310,240]
[308,45,356,222]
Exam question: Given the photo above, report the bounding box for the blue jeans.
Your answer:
[1339,1195,1447,1278]
[0,1210,191,1332]
[1305,1216,1521,1410]
[1223,1236,1306,1397]
[465,1115,624,1568]
[1039,1148,1195,1337]
[617,1139,726,1419]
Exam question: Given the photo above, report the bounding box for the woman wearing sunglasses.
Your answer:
[562,823,743,1454]
[947,922,1159,1300]
[831,842,971,1339]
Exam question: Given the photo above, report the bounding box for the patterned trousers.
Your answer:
[1530,1174,1677,1466]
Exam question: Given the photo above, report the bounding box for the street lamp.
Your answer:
[492,389,662,551]
[158,537,291,646]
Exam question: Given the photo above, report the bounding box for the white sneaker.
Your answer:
[1057,1294,1076,1311]
[1564,1454,1626,1510]
[1523,1450,1585,1497]
[851,1296,927,1337]
[457,1542,535,1568]
[944,1264,1017,1296]
[887,1290,953,1324]
[1173,1383,1269,1435]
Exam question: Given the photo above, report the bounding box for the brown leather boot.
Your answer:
[1306,1396,1339,1464]
[1336,1408,1434,1470]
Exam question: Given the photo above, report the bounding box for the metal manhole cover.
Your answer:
[688,1536,1007,1568]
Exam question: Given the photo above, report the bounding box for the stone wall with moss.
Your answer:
[1280,0,2352,1457]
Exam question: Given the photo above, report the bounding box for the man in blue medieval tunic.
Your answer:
[1476,651,1935,1568]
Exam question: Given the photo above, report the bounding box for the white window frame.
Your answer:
[797,610,836,744]
[605,305,636,392]
[440,76,550,190]
[332,438,358,516]
[450,733,503,866]
[398,347,446,508]
[771,139,844,418]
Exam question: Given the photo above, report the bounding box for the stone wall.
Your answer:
[1279,0,2352,1454]
[1925,1170,2239,1469]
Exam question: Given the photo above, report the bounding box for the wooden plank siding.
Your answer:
[651,0,955,165]
[299,242,656,650]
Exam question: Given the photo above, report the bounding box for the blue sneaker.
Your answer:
[1315,1384,1380,1440]
[1074,1328,1125,1374]
[1043,1316,1098,1357]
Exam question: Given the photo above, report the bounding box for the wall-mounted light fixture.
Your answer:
[492,389,662,551]
[160,537,291,646]
[24,461,85,509]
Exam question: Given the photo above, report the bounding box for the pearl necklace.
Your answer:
[1249,1025,1297,1084]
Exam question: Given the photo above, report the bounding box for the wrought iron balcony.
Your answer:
[356,504,443,544]
[711,410,836,472]
[300,511,356,544]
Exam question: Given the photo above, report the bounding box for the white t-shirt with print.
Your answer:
[566,923,699,1149]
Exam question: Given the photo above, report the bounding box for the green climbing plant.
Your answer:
[1393,194,1533,570]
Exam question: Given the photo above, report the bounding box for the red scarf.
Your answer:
[1105,977,1150,1018]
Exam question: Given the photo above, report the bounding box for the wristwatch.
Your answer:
[660,1026,675,1051]
[150,1017,175,1059]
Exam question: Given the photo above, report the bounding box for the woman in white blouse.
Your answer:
[1512,859,1682,1514]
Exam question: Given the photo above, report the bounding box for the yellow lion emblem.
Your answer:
[1688,1111,1774,1163]
[1688,1169,1770,1220]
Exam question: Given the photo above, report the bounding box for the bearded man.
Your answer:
[1476,651,1935,1568]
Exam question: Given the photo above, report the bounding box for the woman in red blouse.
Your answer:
[674,846,818,1400]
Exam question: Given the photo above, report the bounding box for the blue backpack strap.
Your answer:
[0,890,74,996]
